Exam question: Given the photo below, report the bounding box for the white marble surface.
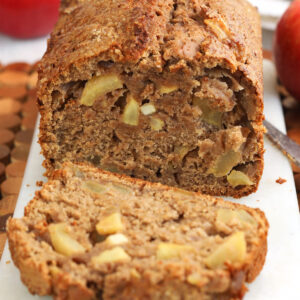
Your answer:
[249,0,290,30]
[0,60,299,299]
[0,33,48,65]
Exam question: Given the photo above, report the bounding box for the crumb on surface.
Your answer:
[263,49,272,61]
[6,260,11,264]
[36,181,43,187]
[276,178,287,184]
[26,184,30,187]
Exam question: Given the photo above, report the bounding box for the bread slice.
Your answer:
[7,163,268,300]
[38,0,264,198]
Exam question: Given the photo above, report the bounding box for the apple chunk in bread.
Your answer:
[48,223,85,256]
[91,247,131,264]
[157,243,194,260]
[96,212,124,235]
[204,231,246,269]
[80,74,123,106]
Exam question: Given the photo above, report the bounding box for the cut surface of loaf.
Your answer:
[7,163,268,300]
[38,0,264,198]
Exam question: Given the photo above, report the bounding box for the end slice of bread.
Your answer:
[7,163,268,300]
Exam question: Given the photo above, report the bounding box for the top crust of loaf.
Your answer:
[38,0,262,110]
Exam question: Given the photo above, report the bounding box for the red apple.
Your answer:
[274,0,300,101]
[0,0,60,39]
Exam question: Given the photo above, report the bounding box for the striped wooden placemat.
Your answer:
[0,62,38,257]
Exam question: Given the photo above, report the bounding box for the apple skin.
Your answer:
[274,0,300,101]
[0,0,60,39]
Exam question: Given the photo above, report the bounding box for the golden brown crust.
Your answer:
[245,210,268,282]
[38,0,263,98]
[7,218,52,295]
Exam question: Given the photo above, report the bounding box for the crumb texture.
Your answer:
[8,163,269,300]
[38,0,264,198]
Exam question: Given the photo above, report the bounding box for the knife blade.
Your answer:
[264,119,300,168]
